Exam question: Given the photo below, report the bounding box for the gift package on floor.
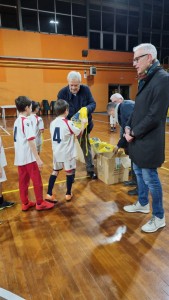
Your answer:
[89,137,130,184]
[97,153,130,184]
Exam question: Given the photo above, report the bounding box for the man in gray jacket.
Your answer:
[124,43,169,233]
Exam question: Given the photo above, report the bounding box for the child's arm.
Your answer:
[28,140,43,170]
[80,118,88,135]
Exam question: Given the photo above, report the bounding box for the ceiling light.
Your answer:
[49,20,59,24]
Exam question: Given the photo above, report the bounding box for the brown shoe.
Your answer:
[65,194,73,202]
[45,194,58,204]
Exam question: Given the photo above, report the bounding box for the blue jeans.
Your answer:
[133,163,164,218]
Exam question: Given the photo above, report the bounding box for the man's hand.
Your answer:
[113,146,119,155]
[124,133,134,143]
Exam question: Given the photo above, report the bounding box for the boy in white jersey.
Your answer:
[14,96,54,211]
[0,134,15,210]
[46,99,87,202]
[29,101,44,155]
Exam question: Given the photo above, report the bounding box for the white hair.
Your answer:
[110,93,124,102]
[133,43,157,60]
[67,71,81,82]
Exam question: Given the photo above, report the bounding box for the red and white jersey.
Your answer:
[50,117,81,162]
[13,115,36,166]
[0,136,7,167]
[29,114,44,146]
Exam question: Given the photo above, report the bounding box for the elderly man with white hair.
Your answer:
[57,71,97,180]
[124,43,169,233]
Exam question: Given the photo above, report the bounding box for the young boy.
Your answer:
[45,99,87,203]
[29,101,44,155]
[14,96,54,211]
[0,134,15,210]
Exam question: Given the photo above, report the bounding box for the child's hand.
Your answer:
[81,118,88,125]
[37,158,43,171]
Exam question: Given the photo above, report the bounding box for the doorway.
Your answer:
[108,84,130,102]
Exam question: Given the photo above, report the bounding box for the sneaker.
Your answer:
[36,200,54,211]
[123,201,150,213]
[22,201,36,211]
[141,216,166,233]
[65,194,73,202]
[45,194,58,204]
[87,171,97,180]
[0,201,15,210]
[127,188,138,196]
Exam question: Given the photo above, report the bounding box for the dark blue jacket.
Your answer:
[117,100,135,149]
[57,85,96,133]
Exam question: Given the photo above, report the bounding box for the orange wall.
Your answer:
[0,29,138,111]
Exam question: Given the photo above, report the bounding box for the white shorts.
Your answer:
[53,158,76,172]
[0,167,7,183]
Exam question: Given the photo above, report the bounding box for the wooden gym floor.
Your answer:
[0,114,169,300]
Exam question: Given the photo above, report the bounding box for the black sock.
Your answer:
[0,196,3,204]
[47,175,57,195]
[66,174,74,195]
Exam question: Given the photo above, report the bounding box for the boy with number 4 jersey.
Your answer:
[45,99,87,203]
[14,96,54,211]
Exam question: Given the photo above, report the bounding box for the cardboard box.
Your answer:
[97,154,130,185]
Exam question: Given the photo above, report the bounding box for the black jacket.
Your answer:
[117,100,135,149]
[57,85,96,133]
[128,68,169,168]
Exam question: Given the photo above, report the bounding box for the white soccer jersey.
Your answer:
[50,117,81,162]
[0,137,7,168]
[14,115,36,166]
[29,114,44,146]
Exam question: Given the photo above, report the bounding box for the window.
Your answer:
[151,33,161,47]
[22,9,38,31]
[152,12,162,29]
[162,34,169,48]
[89,10,101,30]
[102,12,114,32]
[56,14,71,35]
[128,16,139,34]
[73,17,86,36]
[55,0,71,14]
[0,6,17,28]
[142,32,151,43]
[21,0,37,9]
[142,11,151,28]
[72,3,86,17]
[38,0,54,12]
[39,12,55,33]
[90,32,100,49]
[103,33,114,50]
[128,36,138,51]
[0,0,16,4]
[116,35,126,51]
[163,14,169,31]
[116,15,127,33]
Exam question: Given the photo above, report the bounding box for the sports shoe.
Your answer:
[123,201,150,213]
[45,194,58,204]
[22,201,36,211]
[141,216,166,233]
[36,200,54,211]
[0,200,15,210]
[65,194,73,202]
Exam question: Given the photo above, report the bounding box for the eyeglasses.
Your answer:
[133,54,148,64]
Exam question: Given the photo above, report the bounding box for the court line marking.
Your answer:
[0,126,11,136]
[2,176,89,195]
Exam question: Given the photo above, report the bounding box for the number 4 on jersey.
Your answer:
[53,127,61,143]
